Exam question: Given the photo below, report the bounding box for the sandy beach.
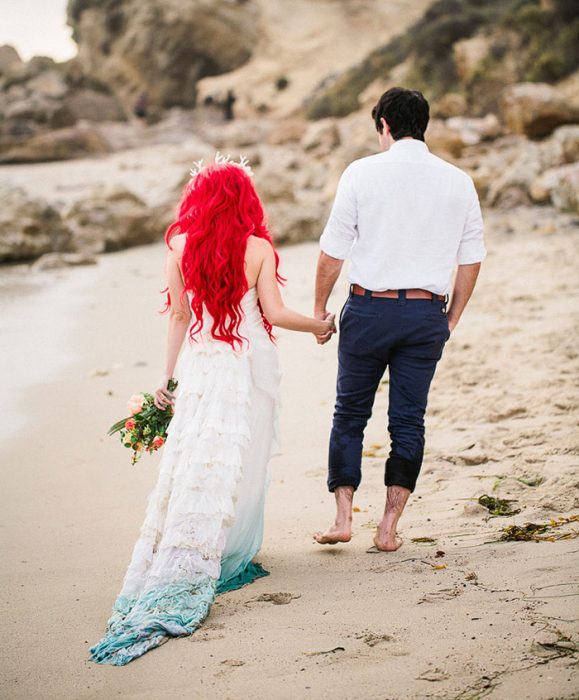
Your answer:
[1,213,578,699]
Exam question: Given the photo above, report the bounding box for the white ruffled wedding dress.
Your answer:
[90,287,280,665]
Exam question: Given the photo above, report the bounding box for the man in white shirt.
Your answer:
[313,87,486,551]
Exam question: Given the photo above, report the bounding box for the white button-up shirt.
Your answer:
[319,139,486,296]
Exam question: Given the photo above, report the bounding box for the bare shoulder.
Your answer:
[168,233,186,259]
[246,235,273,262]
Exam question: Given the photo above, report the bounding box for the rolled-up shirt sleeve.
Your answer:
[457,180,486,265]
[319,164,358,260]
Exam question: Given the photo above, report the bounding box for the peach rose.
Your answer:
[127,394,145,415]
[124,418,136,430]
[152,435,165,449]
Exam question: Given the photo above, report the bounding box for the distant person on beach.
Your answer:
[313,87,486,551]
[133,91,148,120]
[223,89,236,121]
[89,155,334,665]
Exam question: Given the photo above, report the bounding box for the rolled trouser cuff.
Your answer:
[327,477,360,493]
[385,455,421,493]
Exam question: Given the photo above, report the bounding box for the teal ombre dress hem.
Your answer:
[89,576,216,666]
[216,560,269,594]
[89,561,269,665]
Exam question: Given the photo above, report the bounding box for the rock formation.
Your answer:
[65,185,162,253]
[0,184,73,262]
[0,125,110,164]
[500,83,579,138]
[67,0,260,115]
[0,45,124,161]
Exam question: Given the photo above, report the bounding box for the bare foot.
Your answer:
[372,531,403,552]
[313,523,352,545]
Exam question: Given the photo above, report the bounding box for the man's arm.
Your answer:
[314,164,357,344]
[314,251,344,319]
[448,177,486,332]
[447,262,481,332]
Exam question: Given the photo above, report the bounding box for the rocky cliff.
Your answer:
[304,0,579,119]
[67,0,260,115]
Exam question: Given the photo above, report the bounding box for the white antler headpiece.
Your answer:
[189,151,254,179]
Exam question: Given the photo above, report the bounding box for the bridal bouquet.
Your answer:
[108,379,178,464]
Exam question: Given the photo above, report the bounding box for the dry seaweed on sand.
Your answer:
[411,536,437,544]
[478,494,521,516]
[499,515,579,542]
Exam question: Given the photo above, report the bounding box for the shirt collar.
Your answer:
[385,138,429,160]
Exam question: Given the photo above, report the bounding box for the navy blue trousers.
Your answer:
[328,289,450,494]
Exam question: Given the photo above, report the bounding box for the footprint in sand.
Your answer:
[214,658,246,677]
[189,622,226,642]
[448,452,490,466]
[418,587,464,604]
[416,667,450,682]
[247,592,301,605]
[356,632,394,647]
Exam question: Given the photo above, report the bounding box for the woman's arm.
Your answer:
[154,248,192,410]
[256,242,335,337]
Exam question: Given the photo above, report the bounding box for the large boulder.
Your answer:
[0,45,24,74]
[0,62,74,134]
[530,163,579,213]
[65,185,160,253]
[67,0,260,115]
[472,125,579,208]
[486,138,543,207]
[500,83,579,138]
[25,69,69,100]
[540,124,579,166]
[31,251,98,270]
[62,88,125,122]
[0,54,124,158]
[249,143,328,244]
[0,125,110,163]
[254,164,297,205]
[1,90,72,128]
[266,197,324,245]
[426,119,477,160]
[0,184,73,262]
[446,114,501,142]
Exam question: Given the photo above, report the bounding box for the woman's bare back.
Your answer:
[169,233,266,291]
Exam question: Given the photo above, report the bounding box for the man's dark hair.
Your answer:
[371,87,430,141]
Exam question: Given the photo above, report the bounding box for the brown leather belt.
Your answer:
[351,283,445,301]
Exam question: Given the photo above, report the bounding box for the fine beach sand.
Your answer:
[1,213,578,699]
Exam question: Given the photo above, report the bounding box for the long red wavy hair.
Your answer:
[162,162,283,349]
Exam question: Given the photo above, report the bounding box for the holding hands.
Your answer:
[314,310,336,345]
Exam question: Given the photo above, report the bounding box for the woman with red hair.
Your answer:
[90,156,334,665]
